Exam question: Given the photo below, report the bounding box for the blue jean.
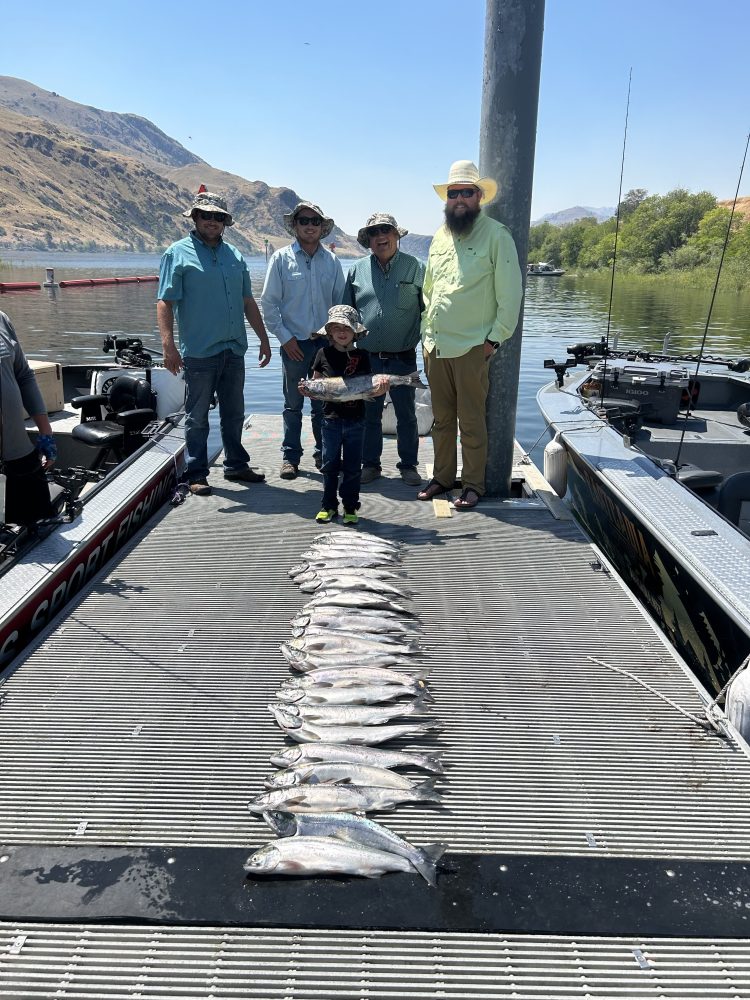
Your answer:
[183,350,249,481]
[281,339,323,465]
[321,416,365,512]
[362,351,419,470]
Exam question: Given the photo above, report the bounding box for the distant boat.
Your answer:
[527,261,565,276]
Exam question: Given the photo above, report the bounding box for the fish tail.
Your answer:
[417,721,444,736]
[413,842,449,886]
[416,682,435,703]
[415,777,444,803]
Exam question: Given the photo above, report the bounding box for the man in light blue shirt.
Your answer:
[158,191,271,496]
[260,201,345,479]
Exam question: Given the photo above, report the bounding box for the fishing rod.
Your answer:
[599,68,632,408]
[674,130,750,469]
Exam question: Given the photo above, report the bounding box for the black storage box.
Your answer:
[580,359,689,424]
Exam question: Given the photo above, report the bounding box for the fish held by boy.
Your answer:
[299,371,423,403]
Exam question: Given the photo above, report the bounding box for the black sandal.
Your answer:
[417,479,447,501]
[453,488,480,510]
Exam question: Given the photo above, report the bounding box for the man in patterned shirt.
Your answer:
[342,213,424,487]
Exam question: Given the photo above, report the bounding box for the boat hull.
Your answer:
[565,447,747,692]
[537,376,750,694]
[0,427,184,668]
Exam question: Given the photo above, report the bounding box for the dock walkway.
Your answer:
[1,416,750,997]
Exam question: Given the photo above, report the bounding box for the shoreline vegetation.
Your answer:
[530,188,750,293]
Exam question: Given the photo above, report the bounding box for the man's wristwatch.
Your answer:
[486,340,499,352]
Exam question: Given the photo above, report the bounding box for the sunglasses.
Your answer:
[366,224,395,237]
[296,216,323,227]
[447,188,479,200]
[196,210,227,222]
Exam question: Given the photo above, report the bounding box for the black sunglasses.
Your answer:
[366,224,395,237]
[446,188,479,200]
[196,210,227,222]
[296,216,322,227]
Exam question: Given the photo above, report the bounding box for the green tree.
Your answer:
[618,189,716,271]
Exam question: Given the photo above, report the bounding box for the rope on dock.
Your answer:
[586,655,725,734]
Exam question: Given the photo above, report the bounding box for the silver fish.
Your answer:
[291,557,399,577]
[304,591,415,615]
[244,836,414,879]
[299,575,412,598]
[269,710,443,745]
[248,779,442,814]
[294,566,404,584]
[264,761,420,790]
[270,743,445,773]
[291,611,420,635]
[269,696,431,727]
[277,682,431,706]
[263,811,448,887]
[288,665,430,686]
[312,530,401,550]
[287,634,421,656]
[300,546,401,565]
[281,645,421,672]
[289,627,421,650]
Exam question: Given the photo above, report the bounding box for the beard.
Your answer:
[444,203,480,235]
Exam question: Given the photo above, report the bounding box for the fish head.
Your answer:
[269,747,303,767]
[276,687,305,703]
[266,769,299,788]
[243,844,282,873]
[262,811,298,837]
[268,705,302,729]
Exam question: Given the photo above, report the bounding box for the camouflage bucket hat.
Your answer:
[283,201,335,239]
[313,304,368,341]
[183,190,234,226]
[357,212,409,248]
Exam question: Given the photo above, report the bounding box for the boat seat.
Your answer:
[717,472,750,535]
[71,375,157,467]
[676,465,724,492]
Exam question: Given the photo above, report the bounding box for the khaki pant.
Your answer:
[424,344,489,495]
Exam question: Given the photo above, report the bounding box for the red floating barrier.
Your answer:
[0,281,41,292]
[57,275,159,288]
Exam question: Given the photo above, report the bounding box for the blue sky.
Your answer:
[3,0,748,236]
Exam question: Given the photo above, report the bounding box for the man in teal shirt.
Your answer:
[343,212,424,487]
[419,161,522,509]
[158,191,271,496]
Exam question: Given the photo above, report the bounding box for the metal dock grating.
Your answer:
[2,924,750,998]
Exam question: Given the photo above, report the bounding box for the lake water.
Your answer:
[2,251,750,469]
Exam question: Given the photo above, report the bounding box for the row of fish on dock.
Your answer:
[244,529,448,883]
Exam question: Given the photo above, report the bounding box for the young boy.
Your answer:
[300,305,377,526]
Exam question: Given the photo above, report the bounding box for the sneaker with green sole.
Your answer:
[342,511,359,526]
[315,508,338,523]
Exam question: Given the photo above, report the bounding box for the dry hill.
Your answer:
[0,76,361,255]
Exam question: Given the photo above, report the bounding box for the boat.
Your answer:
[537,338,750,694]
[527,261,565,276]
[1,336,186,668]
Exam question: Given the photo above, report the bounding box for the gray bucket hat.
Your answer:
[357,212,408,248]
[313,304,368,341]
[183,190,234,226]
[283,201,335,239]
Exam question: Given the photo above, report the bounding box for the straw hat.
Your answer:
[357,212,408,248]
[282,201,335,239]
[433,160,498,203]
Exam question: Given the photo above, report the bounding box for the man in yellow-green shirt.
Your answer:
[419,160,522,509]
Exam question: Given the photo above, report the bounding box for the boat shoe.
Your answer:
[225,467,265,483]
